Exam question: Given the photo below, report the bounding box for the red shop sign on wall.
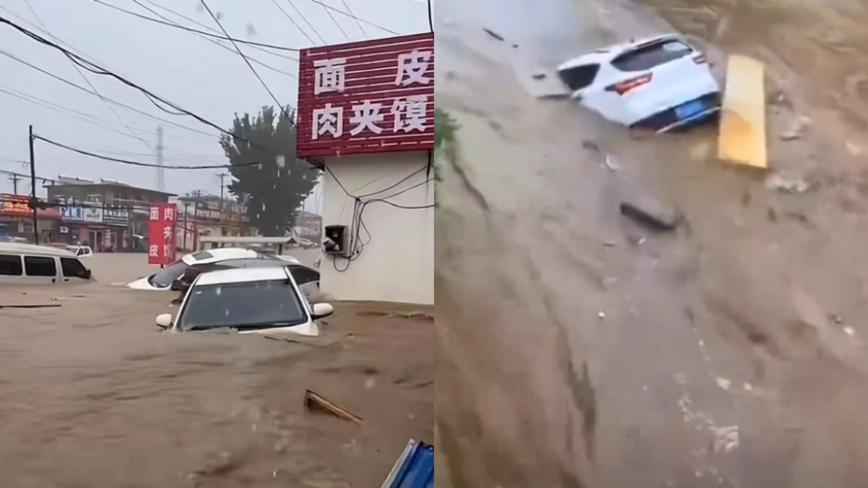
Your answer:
[296,32,434,158]
[147,203,177,266]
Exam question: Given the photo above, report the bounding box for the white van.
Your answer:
[0,242,93,285]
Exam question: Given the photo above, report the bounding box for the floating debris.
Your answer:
[304,389,362,424]
[779,116,811,141]
[483,28,504,41]
[764,174,809,193]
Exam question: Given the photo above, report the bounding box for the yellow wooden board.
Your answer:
[718,55,768,169]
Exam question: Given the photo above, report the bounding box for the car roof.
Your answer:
[193,266,293,286]
[182,247,260,265]
[182,247,301,266]
[557,33,683,71]
[0,242,77,258]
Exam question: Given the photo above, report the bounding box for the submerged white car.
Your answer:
[126,247,301,291]
[155,266,333,336]
[557,33,720,132]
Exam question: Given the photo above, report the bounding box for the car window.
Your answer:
[177,279,307,331]
[288,266,320,285]
[149,260,188,287]
[60,257,89,279]
[0,254,23,276]
[612,39,693,72]
[24,256,57,277]
[557,64,600,91]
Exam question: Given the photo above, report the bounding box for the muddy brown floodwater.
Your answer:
[437,0,868,486]
[0,253,433,488]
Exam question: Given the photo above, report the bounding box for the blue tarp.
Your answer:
[381,439,434,488]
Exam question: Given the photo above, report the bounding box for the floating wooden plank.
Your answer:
[304,389,362,424]
[718,55,768,169]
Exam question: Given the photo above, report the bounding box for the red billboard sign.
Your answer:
[0,194,60,218]
[147,203,177,266]
[296,32,434,158]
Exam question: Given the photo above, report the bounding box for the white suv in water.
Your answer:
[155,266,333,336]
[557,33,721,132]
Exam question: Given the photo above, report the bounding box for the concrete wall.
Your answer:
[320,151,434,305]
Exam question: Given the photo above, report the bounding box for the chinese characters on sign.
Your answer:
[297,33,434,157]
[147,203,177,266]
[0,194,60,218]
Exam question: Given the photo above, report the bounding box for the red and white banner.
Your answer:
[296,32,434,157]
[147,203,177,266]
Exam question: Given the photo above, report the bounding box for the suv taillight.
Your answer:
[606,74,653,95]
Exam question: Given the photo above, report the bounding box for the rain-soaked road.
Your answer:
[0,253,433,488]
[436,0,868,486]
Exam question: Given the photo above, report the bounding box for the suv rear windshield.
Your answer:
[612,39,693,72]
[557,64,600,91]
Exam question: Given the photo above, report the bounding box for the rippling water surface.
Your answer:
[0,254,433,488]
[436,0,868,486]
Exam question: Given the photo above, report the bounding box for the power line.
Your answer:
[33,135,256,170]
[90,0,300,56]
[0,85,165,142]
[283,0,328,44]
[198,0,289,117]
[340,0,368,37]
[136,0,300,62]
[304,0,399,34]
[427,0,433,32]
[268,0,317,45]
[0,15,315,170]
[321,2,351,41]
[19,0,155,152]
[128,0,297,77]
[0,48,220,139]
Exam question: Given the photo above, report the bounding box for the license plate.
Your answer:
[675,100,705,120]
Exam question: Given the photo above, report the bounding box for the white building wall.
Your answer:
[320,151,433,305]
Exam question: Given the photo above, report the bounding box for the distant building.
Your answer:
[175,193,251,251]
[293,211,322,243]
[0,193,61,243]
[46,178,174,251]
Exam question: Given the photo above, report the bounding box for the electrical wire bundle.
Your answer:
[328,159,434,272]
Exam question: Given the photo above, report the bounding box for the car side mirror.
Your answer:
[311,303,334,320]
[156,313,173,329]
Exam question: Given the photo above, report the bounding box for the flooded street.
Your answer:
[0,254,433,488]
[436,0,868,486]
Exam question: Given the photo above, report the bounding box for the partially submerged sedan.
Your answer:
[126,247,306,292]
[155,266,333,336]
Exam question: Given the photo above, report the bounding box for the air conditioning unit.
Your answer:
[323,224,349,257]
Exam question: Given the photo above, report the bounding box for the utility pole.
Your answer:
[192,190,202,250]
[217,172,228,217]
[155,125,165,191]
[8,173,19,194]
[28,125,39,245]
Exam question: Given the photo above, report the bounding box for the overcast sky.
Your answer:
[0,0,429,212]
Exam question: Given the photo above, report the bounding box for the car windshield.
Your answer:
[148,260,188,287]
[177,279,307,331]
